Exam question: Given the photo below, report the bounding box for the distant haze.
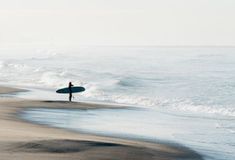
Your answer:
[0,0,235,46]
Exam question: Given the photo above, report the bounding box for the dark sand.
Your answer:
[0,86,203,160]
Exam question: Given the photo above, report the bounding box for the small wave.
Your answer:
[39,71,70,87]
[0,61,31,71]
[117,78,139,87]
[169,101,235,117]
[80,87,235,117]
[31,50,63,60]
[228,129,235,134]
[0,61,81,88]
[0,61,6,69]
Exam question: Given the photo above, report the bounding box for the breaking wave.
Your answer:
[81,87,235,117]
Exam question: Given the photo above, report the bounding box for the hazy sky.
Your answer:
[0,0,235,46]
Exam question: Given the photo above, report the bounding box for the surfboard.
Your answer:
[56,86,85,94]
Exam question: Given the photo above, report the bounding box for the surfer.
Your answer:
[56,83,85,101]
[68,82,74,102]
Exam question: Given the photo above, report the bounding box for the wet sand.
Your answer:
[0,86,203,160]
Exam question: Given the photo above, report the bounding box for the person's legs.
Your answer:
[69,93,72,102]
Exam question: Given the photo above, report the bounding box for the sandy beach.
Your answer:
[0,86,203,160]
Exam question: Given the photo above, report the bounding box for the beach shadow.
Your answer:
[12,139,122,153]
[8,139,204,160]
[41,100,72,103]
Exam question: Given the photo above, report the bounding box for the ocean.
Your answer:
[1,46,235,159]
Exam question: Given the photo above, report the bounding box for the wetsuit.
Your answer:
[69,83,73,101]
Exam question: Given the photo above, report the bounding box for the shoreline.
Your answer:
[0,86,27,94]
[0,86,203,160]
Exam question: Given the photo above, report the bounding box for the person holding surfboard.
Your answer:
[56,83,85,101]
[69,82,74,102]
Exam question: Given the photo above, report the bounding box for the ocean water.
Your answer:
[1,47,235,116]
[1,46,235,159]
